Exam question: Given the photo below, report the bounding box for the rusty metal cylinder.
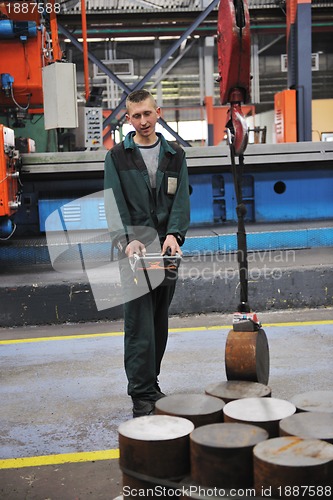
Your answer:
[223,397,296,437]
[225,328,270,385]
[205,380,271,403]
[119,415,194,498]
[155,394,224,428]
[253,436,333,499]
[290,390,333,413]
[279,411,333,443]
[190,422,268,489]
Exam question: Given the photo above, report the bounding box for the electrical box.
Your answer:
[76,106,104,149]
[42,62,78,130]
[274,89,297,143]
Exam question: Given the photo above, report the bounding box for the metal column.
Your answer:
[251,34,260,104]
[102,0,220,129]
[287,0,312,141]
[204,36,215,146]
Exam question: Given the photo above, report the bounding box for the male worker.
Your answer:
[104,89,190,417]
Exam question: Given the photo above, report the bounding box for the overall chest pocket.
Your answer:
[166,174,178,195]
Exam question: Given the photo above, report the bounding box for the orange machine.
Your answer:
[274,89,297,143]
[0,2,62,237]
[0,124,21,235]
[0,0,62,108]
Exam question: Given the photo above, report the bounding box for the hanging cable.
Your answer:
[10,86,31,110]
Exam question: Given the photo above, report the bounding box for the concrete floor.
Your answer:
[0,308,333,499]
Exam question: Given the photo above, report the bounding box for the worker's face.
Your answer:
[126,97,161,140]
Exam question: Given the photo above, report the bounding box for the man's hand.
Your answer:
[162,234,182,256]
[125,240,146,258]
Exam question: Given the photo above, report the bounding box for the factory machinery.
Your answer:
[10,141,333,250]
[0,0,333,253]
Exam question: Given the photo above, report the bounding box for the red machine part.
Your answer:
[0,0,62,108]
[0,124,21,218]
[0,27,49,107]
[217,0,251,105]
[274,89,297,143]
[217,0,251,156]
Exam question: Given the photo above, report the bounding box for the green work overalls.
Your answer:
[104,131,190,399]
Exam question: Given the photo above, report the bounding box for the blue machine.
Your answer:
[0,20,37,40]
[9,142,333,255]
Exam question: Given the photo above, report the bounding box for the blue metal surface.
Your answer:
[0,20,37,39]
[3,141,332,271]
[253,170,333,222]
[189,174,214,224]
[189,169,333,225]
[182,227,333,255]
[1,225,332,267]
[39,198,107,232]
[0,217,14,238]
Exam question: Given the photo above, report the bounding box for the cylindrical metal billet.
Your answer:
[223,397,296,437]
[155,394,224,428]
[119,415,194,491]
[225,328,270,385]
[290,390,333,413]
[205,380,271,403]
[279,411,333,443]
[190,422,268,489]
[253,436,333,499]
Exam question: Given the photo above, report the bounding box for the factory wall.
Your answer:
[312,99,333,141]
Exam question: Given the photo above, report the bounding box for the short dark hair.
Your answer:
[126,89,156,110]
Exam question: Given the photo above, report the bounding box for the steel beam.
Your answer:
[104,0,220,127]
[58,23,129,93]
[287,0,312,142]
[59,1,220,146]
[20,142,333,175]
[58,23,190,145]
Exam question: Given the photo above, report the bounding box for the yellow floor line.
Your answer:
[263,320,333,327]
[1,320,332,470]
[0,331,124,345]
[0,448,120,470]
[0,320,332,345]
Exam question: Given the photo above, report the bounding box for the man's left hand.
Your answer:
[162,235,182,256]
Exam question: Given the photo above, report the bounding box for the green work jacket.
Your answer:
[104,132,190,250]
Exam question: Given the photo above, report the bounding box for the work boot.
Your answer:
[132,398,155,418]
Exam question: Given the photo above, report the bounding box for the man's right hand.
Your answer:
[125,240,146,258]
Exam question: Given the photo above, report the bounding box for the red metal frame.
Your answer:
[0,125,20,218]
[217,0,251,105]
[217,0,251,155]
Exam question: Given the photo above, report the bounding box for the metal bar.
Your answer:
[149,40,197,91]
[20,142,333,175]
[49,0,62,61]
[58,23,192,145]
[157,118,190,147]
[295,1,312,141]
[286,0,312,141]
[258,34,285,55]
[81,0,90,101]
[57,23,129,93]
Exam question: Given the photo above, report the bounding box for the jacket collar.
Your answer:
[124,131,176,155]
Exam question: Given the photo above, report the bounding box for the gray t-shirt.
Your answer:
[138,138,161,189]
